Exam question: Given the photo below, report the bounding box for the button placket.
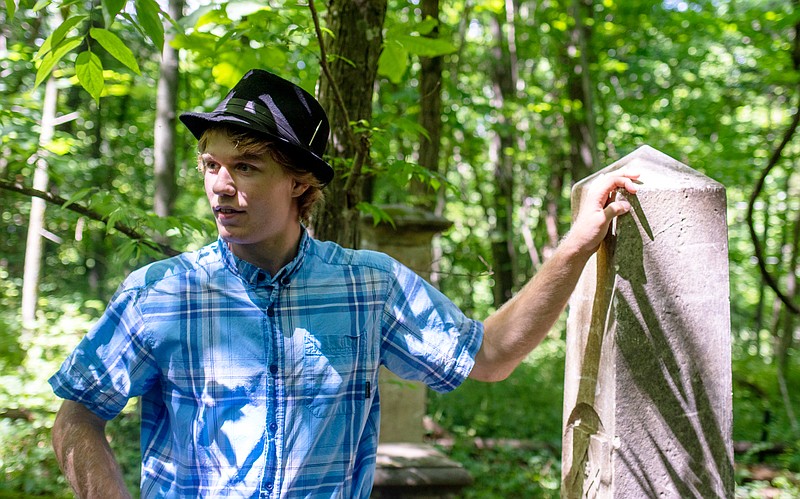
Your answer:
[261,284,282,496]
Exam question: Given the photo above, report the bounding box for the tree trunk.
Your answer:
[412,0,443,211]
[21,75,58,327]
[153,0,183,219]
[488,7,519,307]
[312,0,388,248]
[541,161,565,257]
[564,0,599,181]
[538,0,597,261]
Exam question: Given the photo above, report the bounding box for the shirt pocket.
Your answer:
[304,328,371,418]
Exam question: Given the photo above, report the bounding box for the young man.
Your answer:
[50,69,639,498]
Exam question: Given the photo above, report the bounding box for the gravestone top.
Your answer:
[574,145,723,193]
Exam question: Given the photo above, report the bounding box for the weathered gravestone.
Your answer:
[360,205,453,444]
[562,146,734,498]
[360,205,473,498]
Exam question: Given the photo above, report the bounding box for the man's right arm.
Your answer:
[52,400,132,499]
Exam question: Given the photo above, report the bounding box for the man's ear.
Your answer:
[292,181,310,198]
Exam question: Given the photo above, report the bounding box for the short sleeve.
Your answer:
[380,261,483,393]
[48,284,159,420]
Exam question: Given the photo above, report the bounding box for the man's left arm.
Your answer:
[470,170,640,382]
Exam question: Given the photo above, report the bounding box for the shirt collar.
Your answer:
[218,227,310,287]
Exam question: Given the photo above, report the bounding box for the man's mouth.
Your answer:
[215,206,243,214]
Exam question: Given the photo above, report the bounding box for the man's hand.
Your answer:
[564,169,641,258]
[470,169,641,382]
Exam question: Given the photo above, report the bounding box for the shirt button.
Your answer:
[266,306,275,317]
[269,364,278,374]
[266,483,274,490]
[281,276,290,286]
[269,422,278,433]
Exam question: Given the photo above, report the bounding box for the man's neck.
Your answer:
[227,224,303,277]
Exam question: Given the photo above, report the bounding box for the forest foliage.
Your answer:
[2,0,800,496]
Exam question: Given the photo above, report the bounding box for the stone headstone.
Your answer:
[562,146,734,498]
[360,205,452,443]
[360,206,471,498]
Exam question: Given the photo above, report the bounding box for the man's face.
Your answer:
[201,130,304,254]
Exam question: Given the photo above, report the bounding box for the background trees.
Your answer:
[1,0,799,496]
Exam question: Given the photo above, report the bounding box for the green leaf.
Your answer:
[119,12,148,40]
[62,187,97,209]
[34,36,83,89]
[75,51,105,102]
[32,0,50,11]
[356,202,395,228]
[5,0,16,21]
[90,28,141,74]
[135,0,165,52]
[378,41,408,84]
[213,28,237,50]
[328,53,356,68]
[196,8,230,29]
[170,32,217,56]
[180,3,215,29]
[258,45,287,69]
[474,0,504,13]
[43,137,74,155]
[415,17,439,36]
[101,0,127,28]
[117,239,137,261]
[395,34,456,57]
[212,62,245,88]
[35,14,88,61]
[105,208,123,235]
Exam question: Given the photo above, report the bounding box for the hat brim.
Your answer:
[180,111,334,186]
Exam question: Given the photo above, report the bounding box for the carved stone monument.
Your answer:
[360,205,453,443]
[562,146,734,498]
[360,205,473,497]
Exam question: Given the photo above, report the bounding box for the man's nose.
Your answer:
[213,166,236,196]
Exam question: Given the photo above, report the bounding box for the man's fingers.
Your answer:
[590,169,640,210]
[603,199,632,221]
[597,168,639,188]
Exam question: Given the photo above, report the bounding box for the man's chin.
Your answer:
[218,231,243,244]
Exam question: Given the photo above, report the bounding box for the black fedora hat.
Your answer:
[180,69,333,185]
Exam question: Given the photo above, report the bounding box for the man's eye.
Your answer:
[236,163,254,172]
[203,162,219,171]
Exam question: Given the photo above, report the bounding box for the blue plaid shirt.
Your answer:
[49,231,483,498]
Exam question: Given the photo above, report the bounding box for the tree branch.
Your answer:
[0,178,180,257]
[307,0,358,151]
[745,89,800,316]
[745,4,800,316]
